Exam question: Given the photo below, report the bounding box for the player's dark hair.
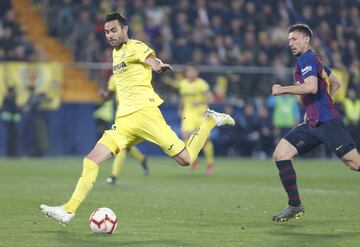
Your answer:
[288,24,313,42]
[105,12,127,27]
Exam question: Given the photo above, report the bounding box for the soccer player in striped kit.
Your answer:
[271,24,360,222]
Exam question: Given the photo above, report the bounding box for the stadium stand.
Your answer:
[0,0,359,157]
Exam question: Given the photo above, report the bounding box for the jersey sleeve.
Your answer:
[178,80,185,95]
[324,66,331,76]
[107,75,116,92]
[134,41,156,63]
[298,54,318,79]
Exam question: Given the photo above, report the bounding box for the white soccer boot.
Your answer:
[40,204,75,225]
[205,109,235,126]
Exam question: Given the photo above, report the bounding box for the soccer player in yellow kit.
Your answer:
[178,65,215,175]
[40,12,234,225]
[101,75,149,184]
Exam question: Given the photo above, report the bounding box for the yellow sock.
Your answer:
[111,149,127,177]
[186,118,216,163]
[64,158,99,213]
[128,146,145,162]
[203,140,214,165]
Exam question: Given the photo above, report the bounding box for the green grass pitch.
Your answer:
[0,157,359,247]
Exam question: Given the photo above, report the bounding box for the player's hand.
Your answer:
[157,63,173,73]
[272,84,284,96]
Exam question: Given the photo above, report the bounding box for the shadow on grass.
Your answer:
[269,223,359,246]
[34,230,191,247]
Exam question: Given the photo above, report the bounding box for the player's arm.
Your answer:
[272,76,318,96]
[163,77,179,89]
[145,55,173,73]
[178,96,184,117]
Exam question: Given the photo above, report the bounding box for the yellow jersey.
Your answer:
[179,78,209,117]
[112,39,163,116]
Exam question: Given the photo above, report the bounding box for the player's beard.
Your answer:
[109,40,121,49]
[110,36,126,49]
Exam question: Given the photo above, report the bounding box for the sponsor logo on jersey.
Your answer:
[301,66,312,75]
[113,61,127,72]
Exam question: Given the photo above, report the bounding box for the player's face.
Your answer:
[104,20,128,49]
[288,31,310,56]
[186,66,198,81]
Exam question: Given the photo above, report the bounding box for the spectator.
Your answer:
[0,87,21,157]
[23,86,49,156]
[343,89,360,149]
[267,95,300,141]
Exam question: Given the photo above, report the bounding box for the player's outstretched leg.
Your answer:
[272,139,303,222]
[40,158,99,224]
[40,143,112,225]
[272,160,304,222]
[40,157,98,224]
[186,109,234,164]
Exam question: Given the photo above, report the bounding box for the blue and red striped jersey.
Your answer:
[294,49,340,127]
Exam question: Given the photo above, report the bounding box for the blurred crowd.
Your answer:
[0,0,359,157]
[0,1,33,61]
[41,0,359,91]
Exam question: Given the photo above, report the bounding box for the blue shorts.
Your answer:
[284,118,356,158]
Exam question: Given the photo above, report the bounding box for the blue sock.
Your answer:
[275,160,301,207]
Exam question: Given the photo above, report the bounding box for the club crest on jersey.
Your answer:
[301,66,312,75]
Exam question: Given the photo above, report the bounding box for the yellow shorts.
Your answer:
[98,106,186,157]
[181,113,204,133]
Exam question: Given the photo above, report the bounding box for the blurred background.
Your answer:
[0,0,359,158]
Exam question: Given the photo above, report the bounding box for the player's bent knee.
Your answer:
[178,159,190,166]
[272,139,297,161]
[339,147,360,171]
[176,156,190,166]
[86,143,113,165]
[85,154,101,166]
[272,149,291,161]
[341,157,360,171]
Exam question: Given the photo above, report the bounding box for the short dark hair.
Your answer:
[105,12,127,27]
[288,24,313,42]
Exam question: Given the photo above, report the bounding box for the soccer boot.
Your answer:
[141,157,150,176]
[205,109,235,126]
[272,205,305,222]
[106,176,117,185]
[40,204,75,225]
